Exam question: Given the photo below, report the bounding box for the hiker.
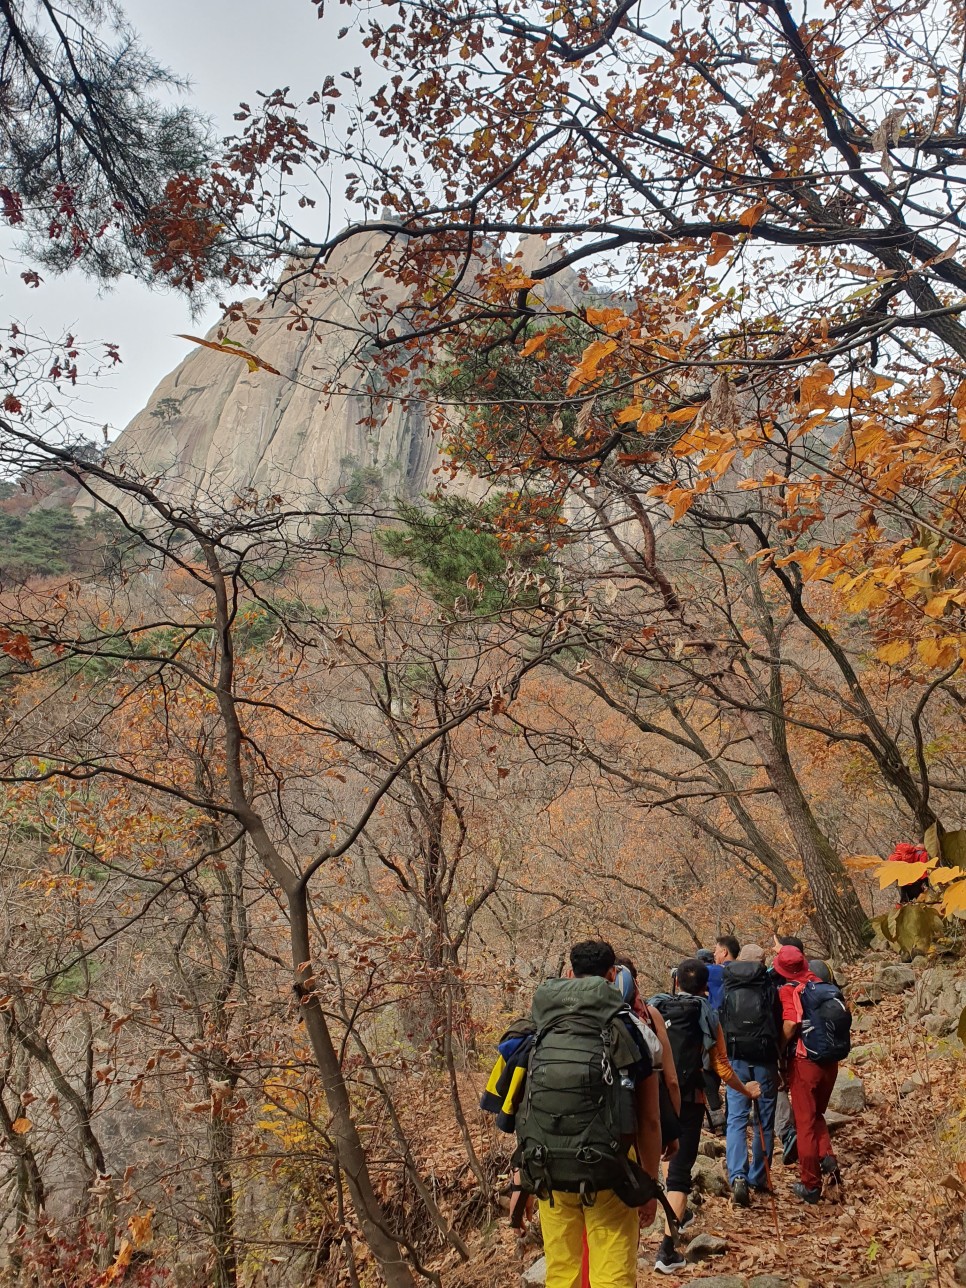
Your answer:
[773,944,852,1203]
[769,934,804,1165]
[700,935,738,1134]
[482,940,663,1288]
[889,841,930,903]
[650,958,761,1274]
[719,942,783,1206]
[709,934,739,1010]
[614,956,682,1152]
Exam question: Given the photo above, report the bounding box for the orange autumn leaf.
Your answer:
[707,232,733,266]
[177,334,281,376]
[737,200,768,228]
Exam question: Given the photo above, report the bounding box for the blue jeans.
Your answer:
[725,1060,777,1188]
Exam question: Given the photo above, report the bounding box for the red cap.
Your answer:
[772,945,811,983]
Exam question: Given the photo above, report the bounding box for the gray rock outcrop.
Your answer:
[86,230,444,521]
[80,229,592,526]
[522,1255,547,1285]
[686,1233,728,1262]
[904,962,965,1036]
[829,1069,866,1114]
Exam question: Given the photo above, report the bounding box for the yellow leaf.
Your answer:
[847,579,887,611]
[923,593,951,618]
[877,859,928,889]
[521,334,546,357]
[666,406,699,423]
[12,1116,31,1134]
[918,636,959,668]
[941,879,966,915]
[877,640,910,665]
[930,866,964,886]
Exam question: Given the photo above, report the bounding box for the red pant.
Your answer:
[788,1057,838,1189]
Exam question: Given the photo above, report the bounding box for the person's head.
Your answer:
[570,939,617,981]
[737,943,765,964]
[614,954,638,979]
[772,944,811,983]
[675,957,710,996]
[809,958,833,984]
[773,934,805,955]
[695,948,715,965]
[714,934,740,964]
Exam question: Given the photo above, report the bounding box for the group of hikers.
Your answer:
[481,933,852,1287]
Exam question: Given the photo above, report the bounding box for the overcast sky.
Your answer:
[2,0,355,437]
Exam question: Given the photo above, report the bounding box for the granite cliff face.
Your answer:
[78,230,589,523]
[90,228,441,519]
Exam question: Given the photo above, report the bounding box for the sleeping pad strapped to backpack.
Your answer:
[513,975,671,1214]
[720,961,780,1063]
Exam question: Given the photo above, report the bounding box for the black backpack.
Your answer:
[720,962,780,1063]
[513,976,668,1212]
[650,994,705,1098]
[798,981,852,1062]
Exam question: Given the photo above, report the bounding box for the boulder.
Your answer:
[907,964,965,1034]
[875,963,916,993]
[683,1278,745,1288]
[825,1109,851,1132]
[685,1233,728,1262]
[691,1153,730,1197]
[847,1042,885,1066]
[899,1071,928,1097]
[699,1136,728,1158]
[829,1069,866,1114]
[748,1278,792,1288]
[522,1256,546,1285]
[953,1253,966,1286]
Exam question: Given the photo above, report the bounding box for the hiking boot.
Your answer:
[751,1182,773,1195]
[781,1132,798,1166]
[791,1181,821,1204]
[731,1177,750,1207]
[678,1206,697,1231]
[655,1246,688,1275]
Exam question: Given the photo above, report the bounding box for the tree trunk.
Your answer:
[737,703,867,959]
[288,890,416,1288]
[208,1112,238,1288]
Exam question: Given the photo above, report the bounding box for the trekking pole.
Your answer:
[754,1101,782,1244]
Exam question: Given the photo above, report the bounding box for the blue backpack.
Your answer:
[798,981,851,1062]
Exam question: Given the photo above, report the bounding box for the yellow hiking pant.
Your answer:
[538,1189,638,1288]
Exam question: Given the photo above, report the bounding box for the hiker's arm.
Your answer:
[782,1021,798,1043]
[634,1071,661,1183]
[709,1023,760,1098]
[647,1005,681,1115]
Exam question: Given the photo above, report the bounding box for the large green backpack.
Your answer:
[513,976,657,1206]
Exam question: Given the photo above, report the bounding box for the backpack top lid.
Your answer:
[722,960,769,991]
[531,974,625,1030]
